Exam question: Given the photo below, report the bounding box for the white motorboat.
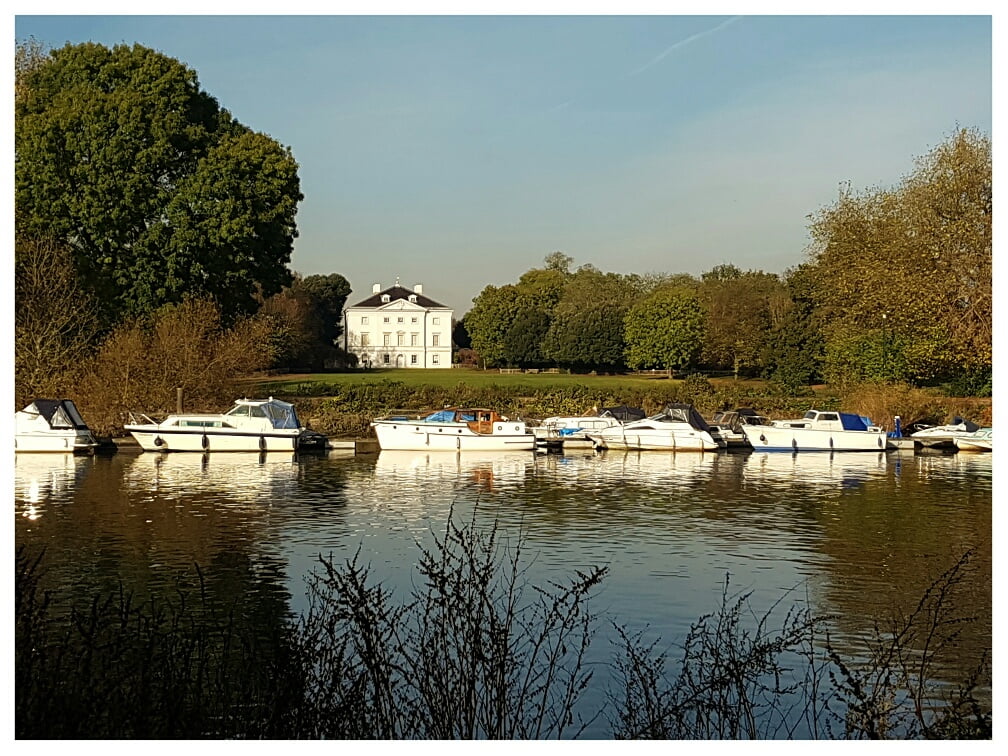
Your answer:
[709,407,770,450]
[587,404,721,452]
[953,427,992,452]
[14,399,98,453]
[531,411,632,448]
[911,417,982,449]
[370,407,536,451]
[124,397,324,452]
[741,409,887,452]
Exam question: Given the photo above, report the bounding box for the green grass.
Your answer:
[252,368,772,393]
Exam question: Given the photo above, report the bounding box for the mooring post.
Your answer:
[177,387,183,414]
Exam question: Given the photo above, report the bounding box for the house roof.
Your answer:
[350,285,449,309]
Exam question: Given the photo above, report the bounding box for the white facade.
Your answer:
[344,283,454,369]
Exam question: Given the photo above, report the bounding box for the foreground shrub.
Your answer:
[16,530,990,739]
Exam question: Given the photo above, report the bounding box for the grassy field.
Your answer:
[253,368,773,393]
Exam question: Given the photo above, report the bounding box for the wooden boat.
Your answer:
[740,409,887,452]
[14,399,97,453]
[124,397,324,452]
[371,407,536,451]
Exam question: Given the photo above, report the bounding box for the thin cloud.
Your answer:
[630,16,744,76]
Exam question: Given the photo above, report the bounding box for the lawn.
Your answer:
[252,368,771,393]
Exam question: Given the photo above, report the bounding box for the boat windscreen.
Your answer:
[424,410,457,423]
[265,402,300,429]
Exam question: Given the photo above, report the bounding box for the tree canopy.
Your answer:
[15,41,303,325]
[623,288,706,375]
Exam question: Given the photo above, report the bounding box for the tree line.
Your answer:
[460,128,991,395]
[14,38,991,418]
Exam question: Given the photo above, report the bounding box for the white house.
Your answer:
[344,282,454,369]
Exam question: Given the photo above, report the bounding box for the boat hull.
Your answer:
[372,420,535,451]
[14,431,96,454]
[741,425,887,452]
[590,429,718,452]
[125,426,301,452]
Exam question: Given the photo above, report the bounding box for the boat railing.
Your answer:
[127,411,160,426]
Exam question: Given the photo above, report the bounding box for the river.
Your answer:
[13,445,992,737]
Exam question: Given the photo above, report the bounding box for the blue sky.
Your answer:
[12,6,994,316]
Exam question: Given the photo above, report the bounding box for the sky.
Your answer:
[10,4,996,317]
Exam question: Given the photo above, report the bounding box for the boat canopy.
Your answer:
[18,399,91,430]
[599,405,646,423]
[661,403,712,431]
[424,409,459,423]
[225,398,301,429]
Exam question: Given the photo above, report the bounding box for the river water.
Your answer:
[13,446,992,736]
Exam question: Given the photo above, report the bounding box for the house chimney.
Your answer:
[372,283,381,294]
[414,284,423,294]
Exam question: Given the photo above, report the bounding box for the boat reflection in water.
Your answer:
[588,448,721,488]
[743,450,889,489]
[14,452,94,520]
[373,449,538,494]
[120,450,302,505]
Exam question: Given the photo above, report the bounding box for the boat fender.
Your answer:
[759,433,767,444]
[293,435,299,451]
[201,433,209,450]
[829,437,834,449]
[65,438,69,449]
[153,436,164,447]
[877,436,883,448]
[791,438,798,452]
[456,435,461,450]
[259,435,267,452]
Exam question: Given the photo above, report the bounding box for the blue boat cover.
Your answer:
[839,413,869,431]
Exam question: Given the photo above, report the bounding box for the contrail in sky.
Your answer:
[630,16,743,76]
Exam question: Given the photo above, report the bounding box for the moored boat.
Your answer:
[709,407,770,450]
[587,404,721,452]
[14,399,97,454]
[910,417,982,449]
[531,406,644,449]
[741,409,887,452]
[371,407,536,451]
[124,397,321,452]
[952,427,992,452]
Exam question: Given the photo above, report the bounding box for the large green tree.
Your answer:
[15,41,303,325]
[698,264,786,378]
[623,288,706,376]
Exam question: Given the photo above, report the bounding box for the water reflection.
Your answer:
[374,449,538,492]
[121,451,302,505]
[743,451,889,490]
[14,452,94,520]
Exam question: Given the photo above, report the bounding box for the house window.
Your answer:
[411,317,418,323]
[397,333,404,346]
[433,317,440,325]
[411,333,418,346]
[383,333,390,346]
[383,354,390,364]
[397,316,403,323]
[383,316,390,323]
[411,355,417,365]
[361,316,368,325]
[432,354,440,364]
[432,334,440,347]
[360,333,370,346]
[381,294,390,303]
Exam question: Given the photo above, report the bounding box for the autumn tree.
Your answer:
[14,236,99,407]
[806,128,991,386]
[15,41,303,327]
[623,288,706,376]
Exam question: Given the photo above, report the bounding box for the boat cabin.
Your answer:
[776,410,876,431]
